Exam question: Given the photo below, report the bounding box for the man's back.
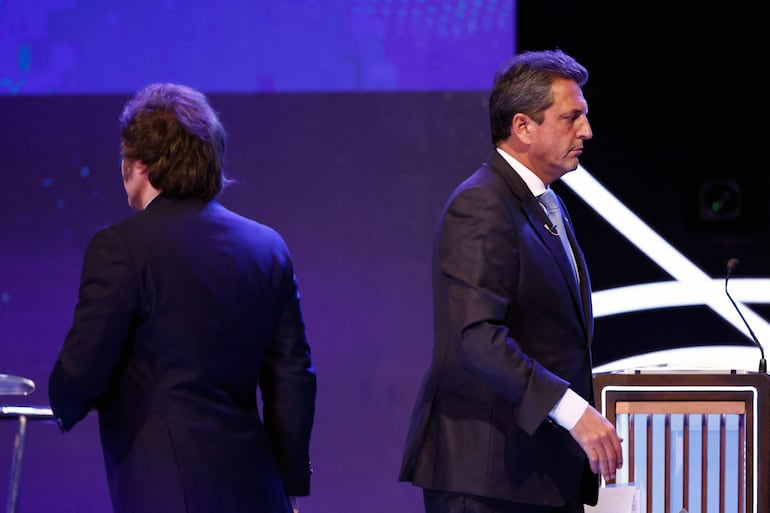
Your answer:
[50,196,316,513]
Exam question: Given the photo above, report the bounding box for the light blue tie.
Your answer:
[538,189,578,283]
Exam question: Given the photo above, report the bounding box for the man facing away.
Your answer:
[49,83,316,513]
[399,49,623,513]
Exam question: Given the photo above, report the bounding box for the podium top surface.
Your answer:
[592,345,763,375]
[0,374,36,396]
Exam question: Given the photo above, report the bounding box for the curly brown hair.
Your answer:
[119,83,231,201]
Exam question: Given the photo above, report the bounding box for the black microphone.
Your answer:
[725,258,767,373]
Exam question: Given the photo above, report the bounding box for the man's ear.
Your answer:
[134,160,149,175]
[511,113,533,141]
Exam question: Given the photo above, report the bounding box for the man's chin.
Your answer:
[569,155,583,168]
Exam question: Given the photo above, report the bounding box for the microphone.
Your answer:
[725,258,767,373]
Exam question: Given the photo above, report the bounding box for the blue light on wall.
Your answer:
[0,0,515,95]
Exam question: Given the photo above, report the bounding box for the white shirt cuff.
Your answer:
[549,388,588,430]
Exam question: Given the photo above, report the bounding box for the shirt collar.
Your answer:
[495,147,548,197]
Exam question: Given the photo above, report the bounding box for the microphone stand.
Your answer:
[725,260,767,373]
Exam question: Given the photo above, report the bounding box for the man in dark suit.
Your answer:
[48,83,316,513]
[399,50,623,512]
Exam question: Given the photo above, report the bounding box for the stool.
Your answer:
[0,375,55,513]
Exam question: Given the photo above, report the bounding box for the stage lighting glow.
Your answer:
[562,165,770,347]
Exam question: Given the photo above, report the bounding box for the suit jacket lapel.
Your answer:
[560,201,594,343]
[485,151,590,334]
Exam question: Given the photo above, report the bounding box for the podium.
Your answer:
[594,370,770,513]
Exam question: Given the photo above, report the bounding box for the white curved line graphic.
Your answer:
[562,165,770,344]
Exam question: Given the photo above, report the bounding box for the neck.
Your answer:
[142,190,162,210]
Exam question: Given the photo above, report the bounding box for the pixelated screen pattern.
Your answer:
[0,0,514,94]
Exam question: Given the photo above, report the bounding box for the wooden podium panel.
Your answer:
[594,371,770,513]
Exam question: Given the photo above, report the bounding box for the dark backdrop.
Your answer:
[518,1,770,363]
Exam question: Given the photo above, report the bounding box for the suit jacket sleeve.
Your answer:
[258,249,317,496]
[48,227,138,431]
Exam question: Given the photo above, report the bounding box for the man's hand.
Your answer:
[289,496,299,513]
[569,405,623,481]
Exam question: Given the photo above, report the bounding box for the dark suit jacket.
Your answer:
[399,150,598,507]
[49,195,316,513]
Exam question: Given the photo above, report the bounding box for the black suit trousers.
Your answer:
[423,489,584,513]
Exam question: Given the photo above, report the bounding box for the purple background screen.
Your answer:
[1,0,513,94]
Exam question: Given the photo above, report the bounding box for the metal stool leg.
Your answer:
[6,415,27,513]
